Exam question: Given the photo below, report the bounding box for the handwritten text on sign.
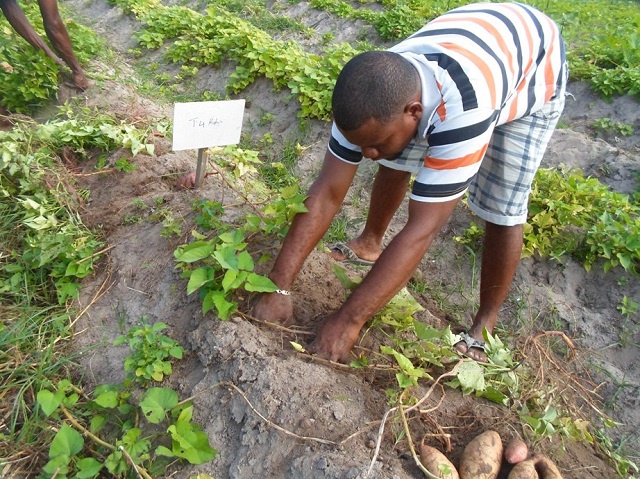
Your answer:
[172,99,245,151]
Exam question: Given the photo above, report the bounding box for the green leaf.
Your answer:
[50,423,84,458]
[155,445,175,458]
[187,267,214,294]
[139,387,179,424]
[480,387,509,405]
[169,346,184,359]
[212,291,236,319]
[174,241,214,263]
[214,245,239,270]
[237,250,254,270]
[222,268,246,292]
[42,454,71,475]
[37,389,64,417]
[75,457,103,478]
[167,406,217,464]
[244,273,277,292]
[456,360,486,393]
[331,264,361,289]
[413,321,444,341]
[396,372,415,388]
[94,390,119,409]
[90,415,108,434]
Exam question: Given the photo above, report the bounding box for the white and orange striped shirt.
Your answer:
[329,2,566,202]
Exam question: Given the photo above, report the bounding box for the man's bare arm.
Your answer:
[253,149,358,323]
[309,196,461,361]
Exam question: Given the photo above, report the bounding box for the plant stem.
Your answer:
[60,404,154,479]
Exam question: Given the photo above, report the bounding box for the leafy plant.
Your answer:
[616,295,640,346]
[115,157,137,172]
[174,228,278,319]
[594,427,640,478]
[0,109,157,304]
[591,118,634,137]
[0,1,102,113]
[115,319,184,384]
[36,379,216,477]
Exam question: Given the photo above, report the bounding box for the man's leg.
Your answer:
[459,77,567,361]
[0,0,64,65]
[457,222,523,360]
[38,0,88,89]
[330,164,410,262]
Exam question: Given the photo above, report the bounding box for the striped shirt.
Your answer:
[329,2,566,202]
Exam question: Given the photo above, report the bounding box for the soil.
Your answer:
[39,0,640,477]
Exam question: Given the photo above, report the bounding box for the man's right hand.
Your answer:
[252,292,293,324]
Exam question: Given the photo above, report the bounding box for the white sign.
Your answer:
[172,99,245,151]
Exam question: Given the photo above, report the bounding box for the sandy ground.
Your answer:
[49,0,640,477]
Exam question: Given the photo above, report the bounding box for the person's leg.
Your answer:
[460,85,567,360]
[467,221,522,343]
[330,164,410,262]
[0,0,64,65]
[37,0,88,89]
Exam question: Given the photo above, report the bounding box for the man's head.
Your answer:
[332,51,423,161]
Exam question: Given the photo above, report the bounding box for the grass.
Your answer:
[0,303,74,472]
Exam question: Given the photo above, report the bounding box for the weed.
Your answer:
[321,32,335,45]
[123,213,144,224]
[131,198,148,209]
[115,318,184,384]
[592,118,635,137]
[617,295,640,347]
[324,214,350,244]
[594,427,640,477]
[160,211,183,238]
[259,111,275,126]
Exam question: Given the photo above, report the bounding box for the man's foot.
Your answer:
[454,331,488,362]
[327,239,380,266]
[328,242,375,266]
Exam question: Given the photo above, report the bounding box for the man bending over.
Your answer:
[254,2,567,363]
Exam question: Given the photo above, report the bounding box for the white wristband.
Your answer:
[275,289,291,296]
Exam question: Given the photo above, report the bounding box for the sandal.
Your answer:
[454,332,488,362]
[328,242,375,267]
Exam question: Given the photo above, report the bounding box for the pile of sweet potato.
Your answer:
[419,430,563,479]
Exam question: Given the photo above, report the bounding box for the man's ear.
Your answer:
[405,100,423,122]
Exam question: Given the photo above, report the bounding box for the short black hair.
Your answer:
[332,51,420,131]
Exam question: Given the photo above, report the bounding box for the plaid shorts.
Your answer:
[379,65,568,226]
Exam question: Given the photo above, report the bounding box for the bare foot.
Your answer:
[308,314,362,363]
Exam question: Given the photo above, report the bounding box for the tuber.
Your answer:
[419,443,459,479]
[504,437,529,464]
[458,430,503,479]
[507,454,563,479]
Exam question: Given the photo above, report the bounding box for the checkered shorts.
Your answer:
[379,66,568,226]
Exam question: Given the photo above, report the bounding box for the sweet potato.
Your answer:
[507,454,563,479]
[419,443,459,479]
[177,172,196,189]
[458,430,503,479]
[534,455,563,478]
[504,437,529,464]
[507,460,537,479]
